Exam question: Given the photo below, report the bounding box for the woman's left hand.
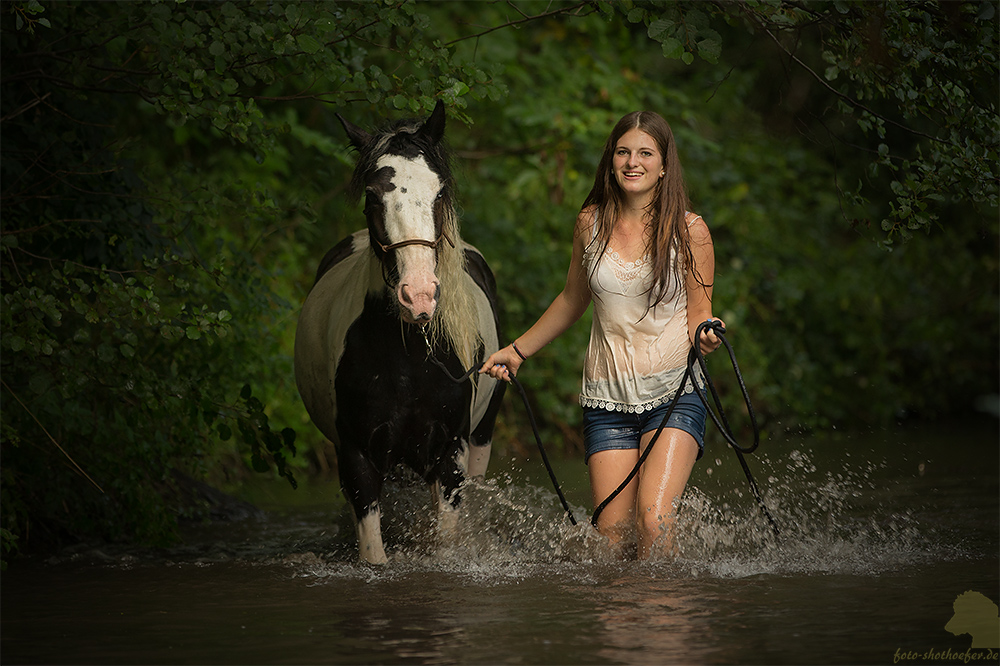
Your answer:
[698,318,726,355]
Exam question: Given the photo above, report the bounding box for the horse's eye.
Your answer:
[435,190,445,201]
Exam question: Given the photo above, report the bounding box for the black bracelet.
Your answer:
[512,340,527,361]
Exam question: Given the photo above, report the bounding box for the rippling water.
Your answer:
[3,418,997,664]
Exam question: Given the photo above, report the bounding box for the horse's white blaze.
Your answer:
[377,153,441,322]
[355,505,388,565]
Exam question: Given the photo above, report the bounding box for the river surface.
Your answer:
[3,417,998,665]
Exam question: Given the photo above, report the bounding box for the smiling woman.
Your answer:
[480,110,726,559]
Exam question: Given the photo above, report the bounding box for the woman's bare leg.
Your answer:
[588,449,640,555]
[635,427,699,559]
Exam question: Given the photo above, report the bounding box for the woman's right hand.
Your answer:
[479,344,524,382]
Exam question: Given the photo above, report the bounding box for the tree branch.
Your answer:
[1,379,105,495]
[742,5,960,150]
[444,1,595,47]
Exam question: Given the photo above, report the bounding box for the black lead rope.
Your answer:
[590,320,780,537]
[423,330,578,526]
[424,321,777,537]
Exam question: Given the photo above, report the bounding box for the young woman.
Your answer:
[480,111,724,559]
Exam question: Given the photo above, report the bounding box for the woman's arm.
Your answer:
[685,214,724,355]
[480,210,594,381]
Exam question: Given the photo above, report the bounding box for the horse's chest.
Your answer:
[334,294,470,453]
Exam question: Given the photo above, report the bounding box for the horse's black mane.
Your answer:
[348,117,454,205]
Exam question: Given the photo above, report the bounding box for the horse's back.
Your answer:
[294,230,376,442]
[312,233,359,287]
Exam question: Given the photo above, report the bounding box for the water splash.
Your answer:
[288,445,964,582]
[673,447,953,578]
[43,439,977,584]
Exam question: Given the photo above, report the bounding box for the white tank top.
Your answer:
[580,215,704,413]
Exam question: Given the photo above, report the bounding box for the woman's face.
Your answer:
[612,127,664,201]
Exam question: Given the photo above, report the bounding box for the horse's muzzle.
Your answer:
[398,279,439,323]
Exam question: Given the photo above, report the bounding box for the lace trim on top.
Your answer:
[606,248,646,287]
[579,365,705,414]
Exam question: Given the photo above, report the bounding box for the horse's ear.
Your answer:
[336,113,372,151]
[420,100,446,145]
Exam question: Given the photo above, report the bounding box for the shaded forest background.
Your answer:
[1,0,997,559]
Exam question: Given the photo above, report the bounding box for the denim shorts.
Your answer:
[583,391,707,463]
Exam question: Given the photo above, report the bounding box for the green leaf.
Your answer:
[647,18,672,41]
[660,37,683,60]
[296,34,322,54]
[697,39,721,64]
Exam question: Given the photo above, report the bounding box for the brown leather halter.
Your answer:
[375,229,455,255]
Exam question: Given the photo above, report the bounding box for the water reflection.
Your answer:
[2,419,996,665]
[586,576,718,665]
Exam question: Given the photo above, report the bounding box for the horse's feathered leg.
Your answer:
[338,446,388,564]
[467,443,490,478]
[351,503,388,565]
[430,441,469,540]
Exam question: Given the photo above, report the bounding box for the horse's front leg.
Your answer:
[338,447,388,564]
[351,502,388,565]
[467,443,491,478]
[430,440,469,539]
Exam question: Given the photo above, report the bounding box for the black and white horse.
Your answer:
[294,101,505,564]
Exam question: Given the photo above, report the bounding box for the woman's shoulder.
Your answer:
[685,210,708,230]
[685,211,712,244]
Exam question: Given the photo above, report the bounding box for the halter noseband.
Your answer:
[375,230,455,255]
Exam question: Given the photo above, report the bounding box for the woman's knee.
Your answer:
[637,504,672,539]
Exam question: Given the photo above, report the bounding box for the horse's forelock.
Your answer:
[350,120,452,201]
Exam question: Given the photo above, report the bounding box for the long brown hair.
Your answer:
[581,111,702,310]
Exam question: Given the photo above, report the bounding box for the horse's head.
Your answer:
[338,101,454,324]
